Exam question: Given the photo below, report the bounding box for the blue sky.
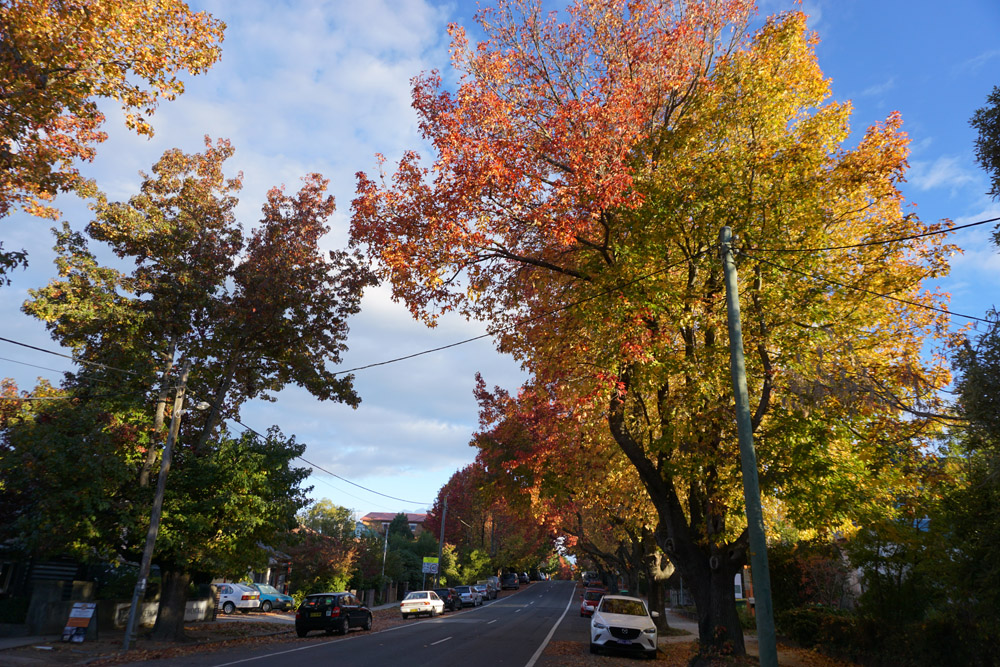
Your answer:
[1,0,998,519]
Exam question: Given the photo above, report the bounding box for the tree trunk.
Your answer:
[608,378,747,656]
[149,569,191,642]
[688,564,744,658]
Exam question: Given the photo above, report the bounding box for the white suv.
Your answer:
[589,594,659,658]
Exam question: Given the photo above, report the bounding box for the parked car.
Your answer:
[454,585,482,607]
[501,573,519,590]
[580,587,605,617]
[476,579,498,600]
[249,583,294,612]
[433,587,462,612]
[471,583,491,601]
[400,590,445,618]
[518,572,530,585]
[294,592,373,637]
[589,594,659,658]
[216,583,260,615]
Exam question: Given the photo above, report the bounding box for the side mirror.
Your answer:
[650,611,660,618]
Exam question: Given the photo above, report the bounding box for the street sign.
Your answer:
[422,557,439,574]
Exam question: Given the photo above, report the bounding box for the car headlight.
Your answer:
[593,622,607,629]
[643,626,656,634]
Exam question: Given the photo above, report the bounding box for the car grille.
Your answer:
[609,626,641,641]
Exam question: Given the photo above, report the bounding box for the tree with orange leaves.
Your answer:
[0,0,225,277]
[353,3,956,655]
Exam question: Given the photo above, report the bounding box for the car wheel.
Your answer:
[222,601,235,615]
[261,600,272,613]
[296,628,308,638]
[401,613,409,619]
[645,649,658,660]
[590,642,599,655]
[363,613,373,631]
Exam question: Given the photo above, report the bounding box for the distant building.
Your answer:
[360,512,427,537]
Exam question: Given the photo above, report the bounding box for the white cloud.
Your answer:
[908,156,977,192]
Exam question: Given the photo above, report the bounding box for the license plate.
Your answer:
[620,640,632,645]
[310,612,321,617]
[404,607,419,613]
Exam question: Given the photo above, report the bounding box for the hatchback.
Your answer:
[454,585,482,607]
[433,587,462,611]
[580,588,605,617]
[294,592,373,637]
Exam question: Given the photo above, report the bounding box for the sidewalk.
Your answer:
[0,634,62,651]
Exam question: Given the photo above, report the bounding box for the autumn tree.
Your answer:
[283,501,360,595]
[19,139,374,640]
[0,0,225,277]
[352,2,955,655]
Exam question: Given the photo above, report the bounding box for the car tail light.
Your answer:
[328,606,341,617]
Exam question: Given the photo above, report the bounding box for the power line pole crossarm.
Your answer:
[719,226,778,667]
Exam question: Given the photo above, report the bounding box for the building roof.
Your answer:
[360,512,427,523]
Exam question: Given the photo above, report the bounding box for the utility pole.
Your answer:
[434,496,447,587]
[719,226,778,667]
[122,360,191,651]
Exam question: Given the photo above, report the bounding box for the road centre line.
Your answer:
[430,636,452,646]
[487,619,497,624]
[524,585,576,667]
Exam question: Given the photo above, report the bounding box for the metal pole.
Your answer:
[434,497,447,587]
[122,360,191,651]
[719,226,778,667]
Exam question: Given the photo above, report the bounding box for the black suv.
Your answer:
[295,592,373,637]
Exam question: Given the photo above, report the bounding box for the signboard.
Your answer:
[62,602,97,643]
[421,557,439,574]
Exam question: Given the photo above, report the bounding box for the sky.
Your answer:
[1,0,998,521]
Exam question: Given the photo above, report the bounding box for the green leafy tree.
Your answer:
[15,139,374,640]
[282,501,359,596]
[971,85,1000,211]
[0,381,310,635]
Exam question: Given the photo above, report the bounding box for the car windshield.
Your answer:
[258,585,277,594]
[584,591,603,602]
[404,592,428,600]
[600,598,647,616]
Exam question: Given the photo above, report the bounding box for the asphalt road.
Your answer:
[116,580,580,667]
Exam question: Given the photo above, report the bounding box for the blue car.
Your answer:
[249,583,294,612]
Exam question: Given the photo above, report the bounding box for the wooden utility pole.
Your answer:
[719,226,778,667]
[435,496,447,587]
[123,360,191,651]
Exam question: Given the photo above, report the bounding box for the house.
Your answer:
[360,512,427,537]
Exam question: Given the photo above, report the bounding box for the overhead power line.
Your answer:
[742,250,994,324]
[750,215,999,253]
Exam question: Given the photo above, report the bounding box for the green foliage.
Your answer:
[387,513,414,540]
[971,85,1000,205]
[299,500,356,539]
